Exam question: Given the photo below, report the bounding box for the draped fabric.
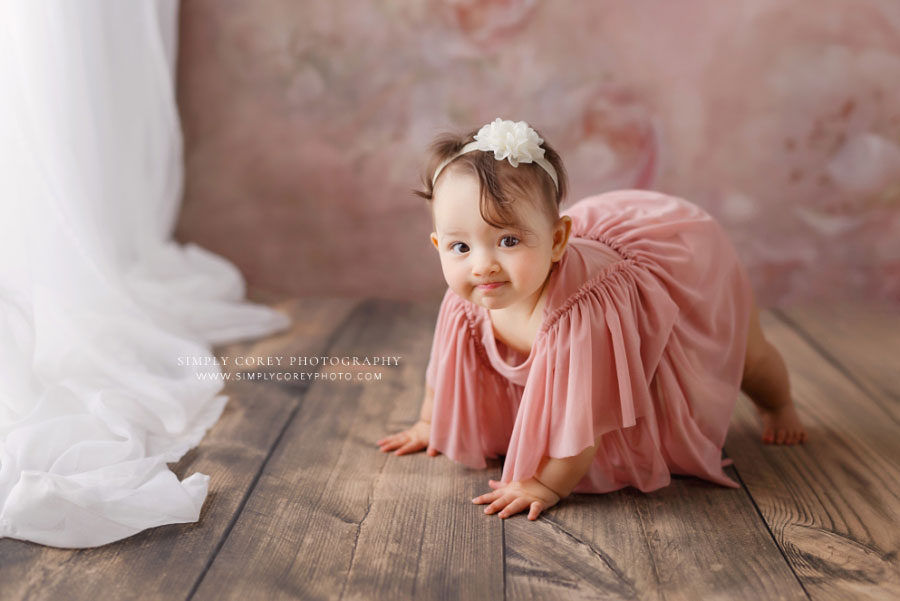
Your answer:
[0,0,289,547]
[426,190,752,494]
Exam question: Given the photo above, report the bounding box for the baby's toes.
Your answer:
[775,429,787,444]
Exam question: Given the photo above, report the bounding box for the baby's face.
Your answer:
[430,168,565,312]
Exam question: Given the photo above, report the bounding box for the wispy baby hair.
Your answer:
[414,124,568,230]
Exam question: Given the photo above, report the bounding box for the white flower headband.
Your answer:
[431,118,559,192]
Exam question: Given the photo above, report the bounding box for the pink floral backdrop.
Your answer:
[175,0,900,307]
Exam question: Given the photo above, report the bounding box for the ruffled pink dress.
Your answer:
[425,189,753,494]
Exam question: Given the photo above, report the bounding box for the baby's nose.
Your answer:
[471,251,500,276]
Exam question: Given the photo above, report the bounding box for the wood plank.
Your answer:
[776,302,900,425]
[0,297,358,601]
[505,464,805,600]
[725,310,900,601]
[192,299,504,601]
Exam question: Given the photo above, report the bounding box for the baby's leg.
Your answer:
[740,294,808,444]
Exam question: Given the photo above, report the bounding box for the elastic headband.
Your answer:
[431,118,559,192]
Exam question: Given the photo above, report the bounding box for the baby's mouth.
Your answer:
[476,281,506,290]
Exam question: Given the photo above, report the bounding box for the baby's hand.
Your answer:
[376,419,439,457]
[472,477,561,520]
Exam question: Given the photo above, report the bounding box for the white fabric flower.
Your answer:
[472,118,546,167]
[431,117,559,192]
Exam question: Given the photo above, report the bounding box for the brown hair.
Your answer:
[413,126,568,231]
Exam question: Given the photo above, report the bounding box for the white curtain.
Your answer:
[0,0,290,548]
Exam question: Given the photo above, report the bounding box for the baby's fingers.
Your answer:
[394,438,426,455]
[498,497,532,519]
[484,492,516,515]
[527,501,545,521]
[472,489,503,505]
[376,433,407,452]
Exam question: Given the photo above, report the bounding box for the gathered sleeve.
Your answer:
[500,264,681,486]
[425,289,516,470]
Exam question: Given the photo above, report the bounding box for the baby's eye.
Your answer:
[450,242,470,255]
[499,235,520,248]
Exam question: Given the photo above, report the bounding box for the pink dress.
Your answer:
[424,189,753,494]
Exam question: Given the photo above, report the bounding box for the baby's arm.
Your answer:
[533,437,600,498]
[376,382,438,456]
[419,383,434,423]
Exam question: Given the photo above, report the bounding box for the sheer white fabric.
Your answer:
[0,0,290,547]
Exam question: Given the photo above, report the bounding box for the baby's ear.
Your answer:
[430,232,440,250]
[552,216,572,261]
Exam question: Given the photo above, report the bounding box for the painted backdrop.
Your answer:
[176,0,900,306]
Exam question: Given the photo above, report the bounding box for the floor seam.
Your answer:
[184,301,364,601]
[632,495,666,601]
[728,461,812,600]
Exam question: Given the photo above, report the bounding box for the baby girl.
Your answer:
[377,118,807,521]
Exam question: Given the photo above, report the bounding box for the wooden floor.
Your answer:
[1,298,899,600]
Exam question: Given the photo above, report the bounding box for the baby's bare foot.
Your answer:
[756,403,808,445]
